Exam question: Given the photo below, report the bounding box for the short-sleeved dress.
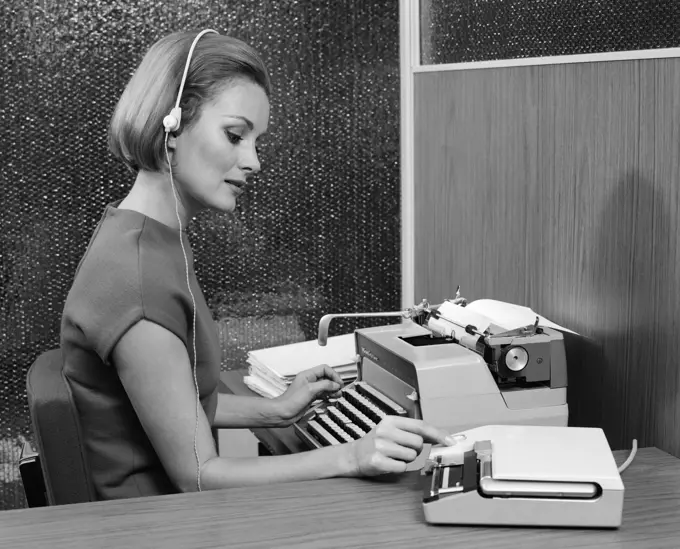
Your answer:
[60,200,221,500]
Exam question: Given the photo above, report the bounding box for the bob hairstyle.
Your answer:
[109,30,272,173]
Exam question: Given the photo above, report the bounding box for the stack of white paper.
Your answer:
[243,333,359,399]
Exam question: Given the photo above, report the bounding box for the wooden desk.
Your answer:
[1,447,679,548]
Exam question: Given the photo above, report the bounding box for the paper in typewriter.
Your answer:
[443,299,577,335]
[245,333,358,399]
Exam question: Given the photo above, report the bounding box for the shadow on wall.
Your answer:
[576,171,674,452]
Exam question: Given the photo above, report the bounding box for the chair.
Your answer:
[25,349,96,505]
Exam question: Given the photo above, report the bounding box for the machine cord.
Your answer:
[617,439,638,474]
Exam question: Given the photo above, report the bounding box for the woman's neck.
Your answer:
[118,170,195,230]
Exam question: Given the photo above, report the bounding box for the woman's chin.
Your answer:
[210,196,237,213]
[196,187,240,213]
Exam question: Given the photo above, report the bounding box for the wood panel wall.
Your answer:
[414,58,680,455]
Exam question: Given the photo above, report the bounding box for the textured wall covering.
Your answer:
[0,1,401,509]
[421,0,680,64]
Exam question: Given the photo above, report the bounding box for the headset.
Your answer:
[162,28,219,492]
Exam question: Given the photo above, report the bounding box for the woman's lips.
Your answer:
[225,180,244,195]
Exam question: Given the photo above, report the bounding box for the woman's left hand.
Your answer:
[273,364,344,426]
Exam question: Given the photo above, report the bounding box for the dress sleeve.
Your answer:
[78,234,191,366]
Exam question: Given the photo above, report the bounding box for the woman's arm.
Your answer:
[113,320,453,493]
[213,392,288,429]
[202,413,453,488]
[214,364,344,429]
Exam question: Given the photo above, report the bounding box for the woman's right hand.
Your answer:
[346,416,456,476]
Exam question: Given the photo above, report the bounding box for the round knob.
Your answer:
[505,347,529,372]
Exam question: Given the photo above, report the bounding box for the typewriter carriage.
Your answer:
[294,297,569,449]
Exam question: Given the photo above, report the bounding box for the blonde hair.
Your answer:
[109,30,271,173]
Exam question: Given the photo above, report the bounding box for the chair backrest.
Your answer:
[26,349,96,505]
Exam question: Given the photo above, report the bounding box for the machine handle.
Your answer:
[317,311,409,346]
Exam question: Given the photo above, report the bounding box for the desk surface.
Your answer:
[1,447,679,548]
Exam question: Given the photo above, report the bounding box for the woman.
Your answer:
[60,29,455,501]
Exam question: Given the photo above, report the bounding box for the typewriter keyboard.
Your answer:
[296,381,408,448]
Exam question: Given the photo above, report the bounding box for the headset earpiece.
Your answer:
[163,107,182,133]
[163,29,217,135]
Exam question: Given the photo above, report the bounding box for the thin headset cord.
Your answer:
[164,134,202,492]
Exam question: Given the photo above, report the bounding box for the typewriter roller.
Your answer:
[294,381,408,448]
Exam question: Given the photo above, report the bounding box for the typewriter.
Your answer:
[421,424,624,528]
[293,296,570,449]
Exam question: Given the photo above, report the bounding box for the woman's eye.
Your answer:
[226,131,243,144]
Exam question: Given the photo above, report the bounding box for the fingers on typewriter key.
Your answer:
[374,438,418,464]
[307,363,343,385]
[380,424,427,451]
[379,416,454,447]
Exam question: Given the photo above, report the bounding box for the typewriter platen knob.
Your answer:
[504,347,529,372]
